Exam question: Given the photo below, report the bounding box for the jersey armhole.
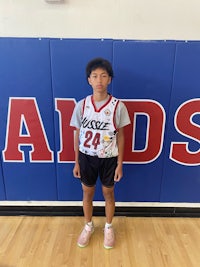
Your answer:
[113,99,120,130]
[82,98,86,117]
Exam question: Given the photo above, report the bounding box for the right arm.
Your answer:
[70,99,84,178]
[73,128,81,178]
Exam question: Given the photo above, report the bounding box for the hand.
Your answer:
[114,164,123,182]
[73,163,81,178]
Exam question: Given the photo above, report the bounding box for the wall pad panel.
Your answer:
[0,38,199,202]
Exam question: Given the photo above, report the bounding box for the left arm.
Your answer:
[114,127,125,182]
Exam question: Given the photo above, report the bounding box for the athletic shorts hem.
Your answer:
[101,182,115,188]
[81,181,96,188]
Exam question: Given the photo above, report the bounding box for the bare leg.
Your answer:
[82,184,95,223]
[102,186,115,224]
[77,184,95,247]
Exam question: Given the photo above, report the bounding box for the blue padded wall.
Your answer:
[0,38,199,202]
[50,39,113,200]
[112,40,176,201]
[0,160,6,200]
[0,38,57,200]
[161,41,200,202]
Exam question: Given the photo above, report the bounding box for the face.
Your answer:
[88,68,111,94]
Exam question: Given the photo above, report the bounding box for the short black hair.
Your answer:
[86,58,114,79]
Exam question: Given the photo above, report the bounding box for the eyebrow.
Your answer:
[91,71,108,75]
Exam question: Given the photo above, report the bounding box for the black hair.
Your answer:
[86,57,114,79]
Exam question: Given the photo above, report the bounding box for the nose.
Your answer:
[97,75,102,82]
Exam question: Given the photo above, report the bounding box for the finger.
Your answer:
[73,170,80,178]
[76,170,81,178]
[115,173,122,182]
[114,174,119,182]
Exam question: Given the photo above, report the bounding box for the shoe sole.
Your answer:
[104,244,114,249]
[77,242,89,248]
[77,228,94,248]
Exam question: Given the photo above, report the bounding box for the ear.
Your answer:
[88,77,92,85]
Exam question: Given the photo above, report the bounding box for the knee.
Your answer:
[82,186,95,201]
[102,187,115,202]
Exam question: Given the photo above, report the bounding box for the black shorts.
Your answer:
[79,151,118,188]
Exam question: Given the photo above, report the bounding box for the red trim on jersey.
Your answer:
[82,98,86,116]
[91,94,112,112]
[113,99,119,130]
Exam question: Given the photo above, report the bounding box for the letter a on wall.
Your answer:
[3,97,54,162]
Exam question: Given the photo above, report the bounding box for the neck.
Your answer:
[93,92,109,102]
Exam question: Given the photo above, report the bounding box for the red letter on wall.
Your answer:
[123,100,165,163]
[55,98,76,162]
[3,98,53,162]
[170,98,200,166]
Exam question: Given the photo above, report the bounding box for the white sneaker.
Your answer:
[77,223,94,248]
[104,226,115,249]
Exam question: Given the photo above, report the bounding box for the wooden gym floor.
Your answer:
[0,216,199,267]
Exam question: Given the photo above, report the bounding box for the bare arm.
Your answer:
[114,127,125,182]
[73,128,81,178]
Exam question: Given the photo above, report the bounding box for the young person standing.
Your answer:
[70,57,130,249]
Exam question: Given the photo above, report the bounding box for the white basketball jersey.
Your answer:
[79,95,119,158]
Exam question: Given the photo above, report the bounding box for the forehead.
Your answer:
[90,68,108,75]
